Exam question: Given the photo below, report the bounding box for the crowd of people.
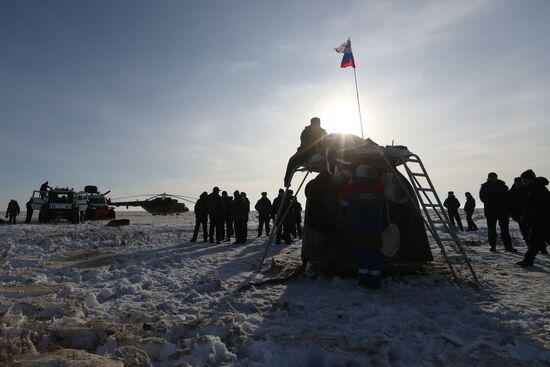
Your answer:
[3,116,548,279]
[190,186,303,245]
[444,170,549,267]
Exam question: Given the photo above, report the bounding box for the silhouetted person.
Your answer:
[255,192,272,237]
[207,187,225,244]
[241,192,250,242]
[517,170,550,267]
[509,177,528,241]
[39,181,50,198]
[340,165,385,289]
[5,200,20,224]
[273,189,293,244]
[191,192,208,242]
[464,192,478,231]
[284,117,328,187]
[443,191,463,231]
[222,191,234,241]
[289,205,296,239]
[293,198,303,239]
[232,191,247,244]
[271,189,284,223]
[479,172,516,252]
[25,200,33,224]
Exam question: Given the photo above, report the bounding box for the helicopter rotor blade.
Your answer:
[110,193,197,204]
[161,195,195,204]
[110,194,160,200]
[164,194,197,203]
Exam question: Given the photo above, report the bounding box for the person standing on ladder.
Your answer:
[339,164,386,289]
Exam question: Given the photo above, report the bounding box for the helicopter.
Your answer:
[108,193,195,215]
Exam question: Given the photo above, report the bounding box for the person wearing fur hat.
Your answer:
[517,169,550,267]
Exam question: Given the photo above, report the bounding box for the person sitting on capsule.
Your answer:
[283,117,327,187]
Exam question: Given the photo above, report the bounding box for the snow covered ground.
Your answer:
[0,210,548,366]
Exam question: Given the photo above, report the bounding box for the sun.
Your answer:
[318,99,365,136]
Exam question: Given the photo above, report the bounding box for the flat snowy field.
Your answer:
[0,211,548,366]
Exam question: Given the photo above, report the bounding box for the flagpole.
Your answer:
[352,67,364,139]
[335,37,365,139]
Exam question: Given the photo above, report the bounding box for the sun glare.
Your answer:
[317,96,385,141]
[319,99,365,136]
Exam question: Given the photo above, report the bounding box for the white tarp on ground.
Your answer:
[0,211,548,366]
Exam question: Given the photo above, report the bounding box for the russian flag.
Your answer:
[334,38,355,68]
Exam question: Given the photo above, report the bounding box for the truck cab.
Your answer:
[77,187,116,221]
[30,187,87,224]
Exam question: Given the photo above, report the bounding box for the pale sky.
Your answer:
[1,0,549,210]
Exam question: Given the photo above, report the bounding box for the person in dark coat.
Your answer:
[340,164,386,289]
[191,192,208,242]
[241,192,250,243]
[272,189,293,244]
[271,189,284,222]
[232,190,247,244]
[207,187,225,244]
[517,170,550,267]
[255,192,272,237]
[25,200,33,224]
[443,191,463,231]
[293,198,303,239]
[39,181,50,198]
[221,191,234,242]
[284,117,328,187]
[479,172,516,252]
[5,200,21,224]
[464,192,478,231]
[508,177,528,242]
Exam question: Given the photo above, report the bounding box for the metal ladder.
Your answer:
[400,154,479,284]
